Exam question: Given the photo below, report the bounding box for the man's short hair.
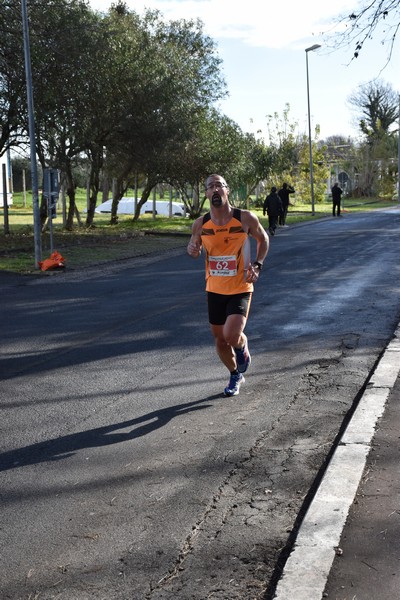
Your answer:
[205,174,228,188]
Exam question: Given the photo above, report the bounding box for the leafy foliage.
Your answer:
[295,135,330,203]
[0,1,27,154]
[348,80,399,141]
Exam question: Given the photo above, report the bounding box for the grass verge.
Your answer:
[1,192,398,274]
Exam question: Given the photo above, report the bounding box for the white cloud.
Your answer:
[89,0,356,49]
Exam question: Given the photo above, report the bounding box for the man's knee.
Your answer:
[224,329,245,349]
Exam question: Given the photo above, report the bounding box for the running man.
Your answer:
[187,174,269,396]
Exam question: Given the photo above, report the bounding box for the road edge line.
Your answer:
[272,323,400,600]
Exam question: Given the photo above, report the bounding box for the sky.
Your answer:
[88,0,400,142]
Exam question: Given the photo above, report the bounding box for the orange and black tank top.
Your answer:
[201,208,253,295]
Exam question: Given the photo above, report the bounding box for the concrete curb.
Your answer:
[273,323,400,600]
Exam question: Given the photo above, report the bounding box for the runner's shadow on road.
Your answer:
[0,395,221,473]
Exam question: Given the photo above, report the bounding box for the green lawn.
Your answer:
[1,190,398,274]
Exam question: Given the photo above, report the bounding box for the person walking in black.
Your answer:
[331,182,343,217]
[278,183,295,226]
[263,187,283,236]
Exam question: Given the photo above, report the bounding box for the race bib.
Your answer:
[209,255,237,276]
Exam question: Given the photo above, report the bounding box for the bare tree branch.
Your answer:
[324,0,400,68]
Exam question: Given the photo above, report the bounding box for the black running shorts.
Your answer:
[207,291,252,326]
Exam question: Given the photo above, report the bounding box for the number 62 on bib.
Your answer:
[209,255,237,277]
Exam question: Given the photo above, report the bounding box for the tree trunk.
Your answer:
[65,163,76,231]
[85,146,103,228]
[133,179,154,221]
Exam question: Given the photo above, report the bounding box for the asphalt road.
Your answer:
[1,207,400,600]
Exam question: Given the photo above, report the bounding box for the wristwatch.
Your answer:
[253,261,263,271]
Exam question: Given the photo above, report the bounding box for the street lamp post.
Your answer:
[305,44,321,216]
[21,0,42,267]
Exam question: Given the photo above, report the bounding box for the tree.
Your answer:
[295,130,330,204]
[160,109,249,218]
[0,0,102,227]
[0,1,27,155]
[347,80,398,197]
[9,0,107,228]
[83,4,150,227]
[102,8,226,223]
[348,80,399,141]
[264,104,300,186]
[233,133,275,205]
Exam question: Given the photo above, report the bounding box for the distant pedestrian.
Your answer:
[263,187,283,236]
[278,183,295,226]
[331,182,343,217]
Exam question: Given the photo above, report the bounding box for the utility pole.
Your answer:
[305,44,321,216]
[21,0,42,267]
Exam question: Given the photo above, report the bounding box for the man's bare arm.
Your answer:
[187,217,203,258]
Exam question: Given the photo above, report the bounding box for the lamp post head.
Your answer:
[305,44,321,53]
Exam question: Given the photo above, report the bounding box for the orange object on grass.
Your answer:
[38,251,65,271]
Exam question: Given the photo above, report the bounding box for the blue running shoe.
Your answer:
[235,341,251,373]
[224,372,245,397]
